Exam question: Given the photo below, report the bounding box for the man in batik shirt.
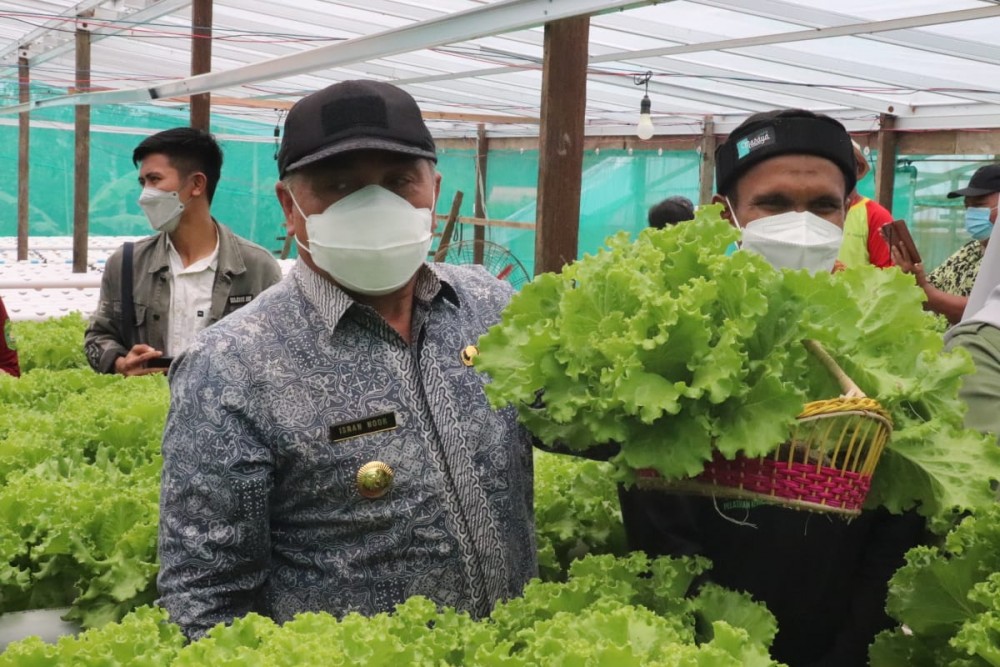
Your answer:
[157,81,536,639]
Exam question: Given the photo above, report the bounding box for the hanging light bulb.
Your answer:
[633,70,655,140]
[636,94,654,140]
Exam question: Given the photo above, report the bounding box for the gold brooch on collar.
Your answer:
[357,461,394,499]
[460,345,479,367]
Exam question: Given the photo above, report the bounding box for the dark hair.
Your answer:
[717,109,855,200]
[648,196,695,229]
[132,127,224,203]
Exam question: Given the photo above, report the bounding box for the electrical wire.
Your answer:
[2,9,995,102]
[0,10,347,43]
[2,7,999,130]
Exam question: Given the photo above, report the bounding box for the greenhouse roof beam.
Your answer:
[0,0,191,73]
[392,52,895,115]
[392,8,993,115]
[898,103,1000,130]
[263,48,725,118]
[598,55,891,115]
[0,0,110,61]
[392,65,774,114]
[689,0,1000,65]
[597,14,1000,108]
[0,0,658,115]
[588,7,1000,65]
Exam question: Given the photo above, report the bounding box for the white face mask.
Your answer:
[729,201,843,274]
[138,186,185,234]
[290,184,434,296]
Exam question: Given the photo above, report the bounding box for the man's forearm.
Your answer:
[920,283,968,325]
[84,331,127,374]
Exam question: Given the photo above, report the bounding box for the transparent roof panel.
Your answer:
[0,0,998,133]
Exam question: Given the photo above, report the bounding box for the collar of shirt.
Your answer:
[292,260,460,332]
[166,235,220,276]
[148,221,250,277]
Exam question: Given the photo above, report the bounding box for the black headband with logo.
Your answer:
[715,115,857,196]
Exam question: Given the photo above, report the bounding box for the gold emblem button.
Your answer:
[460,345,479,367]
[357,461,394,499]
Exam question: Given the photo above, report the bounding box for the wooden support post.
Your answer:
[190,0,213,131]
[474,123,489,265]
[698,116,716,205]
[874,113,897,213]
[278,232,293,260]
[73,15,92,274]
[17,55,29,262]
[433,191,465,262]
[534,16,589,275]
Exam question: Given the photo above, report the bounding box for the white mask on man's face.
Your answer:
[728,200,843,274]
[138,186,185,233]
[291,184,434,296]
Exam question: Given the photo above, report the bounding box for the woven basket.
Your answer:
[635,340,892,517]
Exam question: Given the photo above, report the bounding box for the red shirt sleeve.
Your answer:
[0,297,20,378]
[864,199,895,268]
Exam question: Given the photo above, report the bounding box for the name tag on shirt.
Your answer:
[229,295,254,306]
[329,412,398,443]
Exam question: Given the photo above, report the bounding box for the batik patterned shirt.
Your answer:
[157,261,536,638]
[928,240,985,297]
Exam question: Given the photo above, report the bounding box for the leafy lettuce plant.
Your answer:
[0,605,185,666]
[474,207,1000,522]
[480,552,779,666]
[871,504,1000,666]
[533,450,626,580]
[0,554,782,667]
[0,364,168,628]
[10,313,90,373]
[0,350,624,629]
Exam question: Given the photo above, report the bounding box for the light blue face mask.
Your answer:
[965,207,996,241]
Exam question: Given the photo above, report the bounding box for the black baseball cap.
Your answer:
[947,164,1000,198]
[715,110,856,197]
[277,80,437,178]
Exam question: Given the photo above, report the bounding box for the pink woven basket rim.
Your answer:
[637,454,872,513]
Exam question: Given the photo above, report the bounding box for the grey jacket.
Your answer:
[84,223,282,373]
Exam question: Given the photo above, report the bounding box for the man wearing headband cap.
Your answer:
[838,141,894,268]
[716,109,857,201]
[712,109,855,273]
[158,80,537,638]
[621,109,924,667]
